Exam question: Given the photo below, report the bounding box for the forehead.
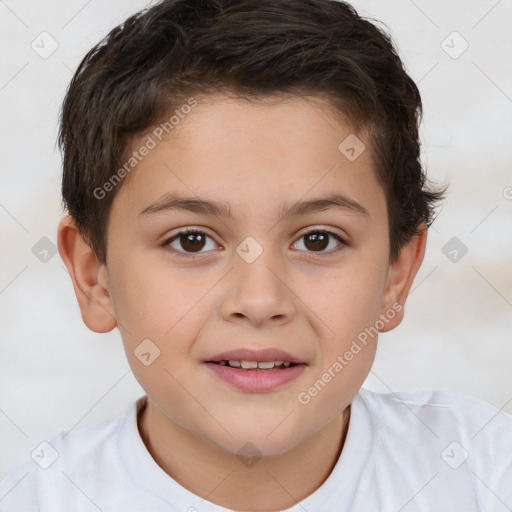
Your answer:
[113,94,384,221]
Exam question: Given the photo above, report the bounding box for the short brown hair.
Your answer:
[59,0,445,264]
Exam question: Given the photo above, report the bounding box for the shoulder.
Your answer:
[355,387,512,437]
[0,400,137,512]
[354,387,512,499]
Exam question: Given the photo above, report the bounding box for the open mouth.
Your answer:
[207,360,301,371]
[203,358,307,392]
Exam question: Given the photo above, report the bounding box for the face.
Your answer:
[101,94,395,456]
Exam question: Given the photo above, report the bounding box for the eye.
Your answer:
[163,228,219,257]
[163,227,347,258]
[292,229,347,255]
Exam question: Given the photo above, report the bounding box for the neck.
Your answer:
[137,397,350,511]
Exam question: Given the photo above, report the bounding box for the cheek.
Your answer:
[314,261,387,340]
[303,277,381,415]
[110,257,212,339]
[305,251,386,397]
[110,259,215,387]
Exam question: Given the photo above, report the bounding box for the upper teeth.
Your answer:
[218,360,292,369]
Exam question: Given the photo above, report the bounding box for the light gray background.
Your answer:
[1,0,511,477]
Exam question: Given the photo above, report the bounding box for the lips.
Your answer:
[204,358,307,392]
[212,360,297,370]
[203,347,307,392]
[204,348,306,366]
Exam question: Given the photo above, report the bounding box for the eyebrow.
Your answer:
[138,192,369,220]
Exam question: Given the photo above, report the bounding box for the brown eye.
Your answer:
[303,232,329,251]
[293,230,346,254]
[165,229,218,255]
[179,232,206,252]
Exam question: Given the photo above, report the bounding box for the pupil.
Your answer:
[181,233,205,252]
[305,232,328,252]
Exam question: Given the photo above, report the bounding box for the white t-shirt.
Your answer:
[1,388,511,512]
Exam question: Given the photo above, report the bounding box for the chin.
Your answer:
[203,423,306,458]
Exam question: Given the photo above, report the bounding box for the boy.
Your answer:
[1,0,511,510]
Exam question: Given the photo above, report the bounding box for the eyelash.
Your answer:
[162,227,347,259]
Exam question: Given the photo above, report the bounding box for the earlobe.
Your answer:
[57,215,117,333]
[379,223,428,333]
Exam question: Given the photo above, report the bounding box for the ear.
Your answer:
[379,223,428,332]
[57,215,117,333]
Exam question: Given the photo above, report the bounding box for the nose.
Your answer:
[220,250,297,328]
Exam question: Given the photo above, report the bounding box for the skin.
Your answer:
[58,94,427,511]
